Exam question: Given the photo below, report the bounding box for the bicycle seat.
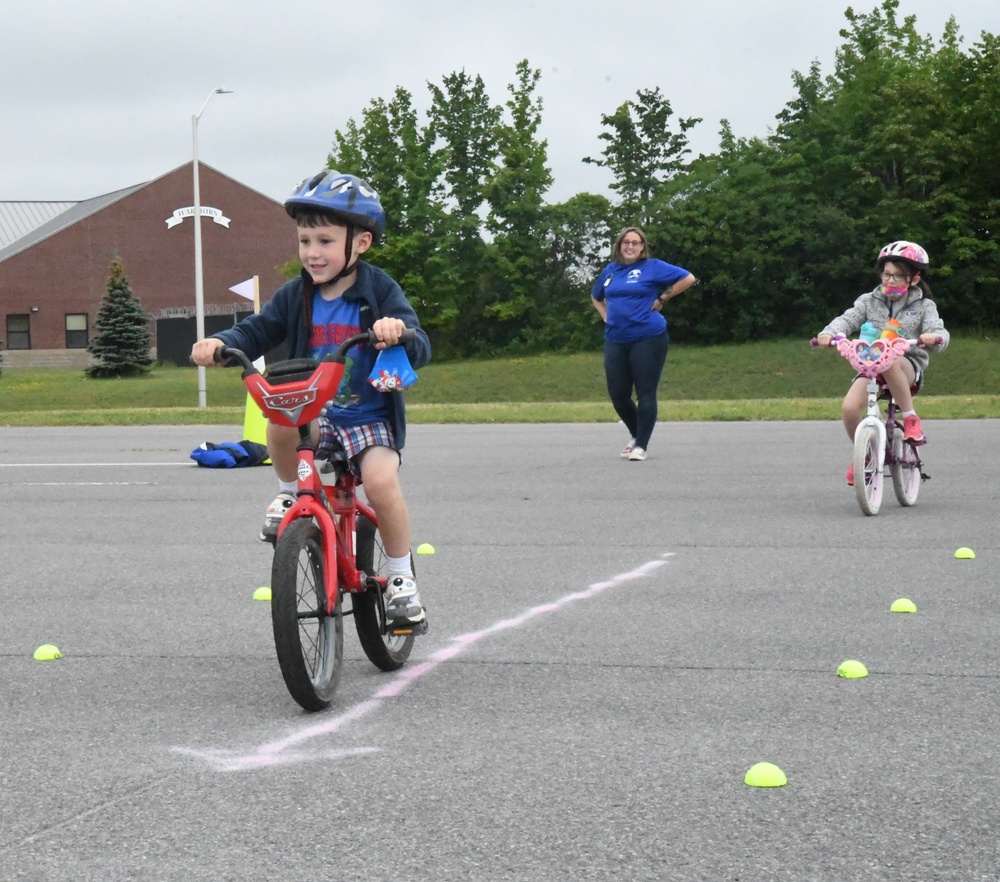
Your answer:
[316,439,351,482]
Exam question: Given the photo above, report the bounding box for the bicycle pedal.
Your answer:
[387,620,429,637]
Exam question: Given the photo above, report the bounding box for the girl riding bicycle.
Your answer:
[815,240,949,485]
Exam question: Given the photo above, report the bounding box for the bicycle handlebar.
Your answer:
[812,334,943,379]
[809,335,942,348]
[215,327,417,373]
[216,327,417,429]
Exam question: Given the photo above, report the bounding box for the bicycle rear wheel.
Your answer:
[854,424,883,516]
[891,430,921,507]
[352,513,414,671]
[271,519,343,711]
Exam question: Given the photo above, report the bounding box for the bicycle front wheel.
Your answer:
[891,430,921,507]
[352,513,414,671]
[271,519,343,711]
[854,424,883,516]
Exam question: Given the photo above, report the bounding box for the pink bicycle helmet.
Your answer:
[877,240,929,272]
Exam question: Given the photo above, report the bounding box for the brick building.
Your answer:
[0,163,295,365]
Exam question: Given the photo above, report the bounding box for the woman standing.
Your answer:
[591,226,696,461]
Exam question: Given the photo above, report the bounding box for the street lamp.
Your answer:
[192,86,234,408]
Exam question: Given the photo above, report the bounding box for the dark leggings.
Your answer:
[603,331,669,450]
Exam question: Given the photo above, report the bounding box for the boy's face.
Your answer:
[298,221,371,285]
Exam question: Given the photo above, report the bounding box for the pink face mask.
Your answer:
[882,284,909,301]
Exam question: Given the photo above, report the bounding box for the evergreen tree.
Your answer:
[86,256,153,378]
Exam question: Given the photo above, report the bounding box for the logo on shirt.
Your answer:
[626,269,642,283]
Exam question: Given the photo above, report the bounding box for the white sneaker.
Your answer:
[628,447,647,461]
[384,576,427,627]
[260,492,295,542]
[620,438,637,459]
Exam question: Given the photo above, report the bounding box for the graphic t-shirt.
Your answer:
[591,258,690,343]
[310,294,389,426]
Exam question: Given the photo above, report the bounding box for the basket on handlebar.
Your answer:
[836,336,911,378]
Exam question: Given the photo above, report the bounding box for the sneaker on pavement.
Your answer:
[628,447,647,461]
[384,576,427,628]
[903,414,924,443]
[620,439,637,459]
[846,463,854,486]
[260,492,295,542]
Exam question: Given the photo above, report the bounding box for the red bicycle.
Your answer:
[219,330,423,712]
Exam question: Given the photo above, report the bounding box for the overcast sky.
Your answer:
[3,0,996,207]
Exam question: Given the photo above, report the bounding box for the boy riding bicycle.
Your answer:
[815,240,949,486]
[191,170,432,629]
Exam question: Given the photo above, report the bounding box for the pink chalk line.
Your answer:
[174,555,671,771]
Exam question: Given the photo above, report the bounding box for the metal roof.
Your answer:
[0,184,146,263]
[0,201,76,249]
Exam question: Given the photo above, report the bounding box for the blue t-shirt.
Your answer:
[310,294,389,427]
[591,258,690,343]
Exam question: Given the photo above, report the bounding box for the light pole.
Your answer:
[192,86,233,408]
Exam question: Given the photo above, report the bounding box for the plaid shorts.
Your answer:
[317,417,398,476]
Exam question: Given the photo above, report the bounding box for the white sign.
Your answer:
[165,206,232,229]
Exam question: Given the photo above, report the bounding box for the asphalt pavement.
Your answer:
[1,420,998,881]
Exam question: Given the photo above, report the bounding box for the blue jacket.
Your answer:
[212,263,431,450]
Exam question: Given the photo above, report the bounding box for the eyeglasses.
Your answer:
[621,239,644,247]
[881,271,910,283]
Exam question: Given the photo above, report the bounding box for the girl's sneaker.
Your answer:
[628,447,647,462]
[903,415,925,443]
[846,463,854,485]
[620,439,637,459]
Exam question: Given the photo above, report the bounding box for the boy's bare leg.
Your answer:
[266,421,319,483]
[356,445,410,559]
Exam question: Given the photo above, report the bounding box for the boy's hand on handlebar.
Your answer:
[372,317,406,349]
[917,333,941,348]
[191,337,225,366]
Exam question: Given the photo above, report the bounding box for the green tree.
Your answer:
[529,192,612,351]
[86,256,153,378]
[652,0,1000,341]
[426,70,503,352]
[328,88,454,339]
[479,61,554,348]
[584,87,701,227]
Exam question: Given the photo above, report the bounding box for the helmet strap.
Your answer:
[322,224,359,288]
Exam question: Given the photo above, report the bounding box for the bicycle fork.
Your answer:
[856,380,887,471]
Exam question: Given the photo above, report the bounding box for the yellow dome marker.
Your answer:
[954,547,976,559]
[33,644,62,661]
[253,586,272,602]
[890,598,917,613]
[837,659,868,679]
[416,543,435,555]
[744,762,787,788]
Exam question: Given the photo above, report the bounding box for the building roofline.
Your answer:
[0,162,281,264]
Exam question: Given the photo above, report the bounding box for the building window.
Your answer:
[66,313,89,349]
[6,315,30,350]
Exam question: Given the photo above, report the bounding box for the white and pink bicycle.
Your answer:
[813,334,939,516]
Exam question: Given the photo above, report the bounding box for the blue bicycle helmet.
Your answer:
[284,170,386,242]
